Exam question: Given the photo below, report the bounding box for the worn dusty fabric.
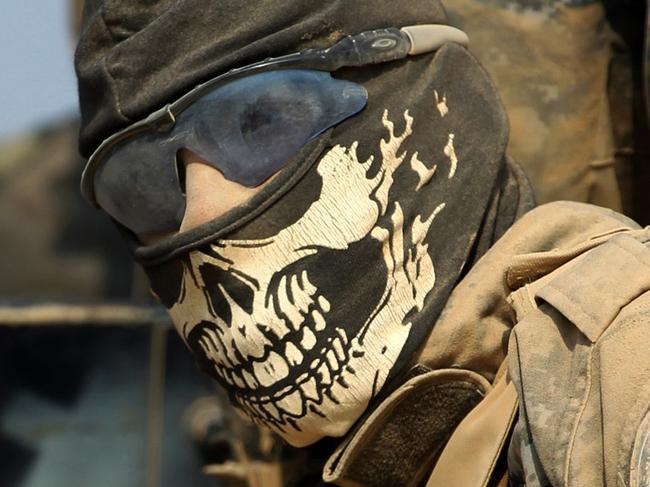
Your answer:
[142,41,533,447]
[422,198,649,486]
[445,0,622,211]
[424,366,518,487]
[506,229,650,487]
[420,201,650,487]
[415,201,636,383]
[75,0,446,157]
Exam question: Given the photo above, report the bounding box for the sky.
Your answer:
[0,1,79,141]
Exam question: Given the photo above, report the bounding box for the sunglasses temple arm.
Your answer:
[224,24,469,77]
[290,24,469,71]
[296,28,411,71]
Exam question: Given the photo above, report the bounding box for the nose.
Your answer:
[178,149,268,233]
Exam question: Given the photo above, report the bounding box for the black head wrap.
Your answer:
[76,0,449,157]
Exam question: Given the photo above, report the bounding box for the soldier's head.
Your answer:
[75,0,518,446]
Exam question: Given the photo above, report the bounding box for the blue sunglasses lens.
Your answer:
[94,69,368,235]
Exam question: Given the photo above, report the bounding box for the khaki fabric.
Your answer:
[445,0,622,211]
[416,201,641,487]
[425,367,518,487]
[507,229,650,486]
[416,201,637,381]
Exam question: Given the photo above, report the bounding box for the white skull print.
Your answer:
[167,108,453,446]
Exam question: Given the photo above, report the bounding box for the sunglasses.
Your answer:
[80,25,468,235]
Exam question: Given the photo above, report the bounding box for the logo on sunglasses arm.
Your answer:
[166,105,458,446]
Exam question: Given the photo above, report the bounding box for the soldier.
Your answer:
[74,1,650,485]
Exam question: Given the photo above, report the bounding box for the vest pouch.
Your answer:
[508,233,650,486]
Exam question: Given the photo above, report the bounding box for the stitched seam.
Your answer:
[551,238,650,338]
[551,286,597,336]
[103,1,181,49]
[482,391,518,487]
[564,348,594,486]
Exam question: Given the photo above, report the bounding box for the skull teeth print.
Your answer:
[325,350,339,372]
[232,326,353,427]
[317,362,332,385]
[301,377,320,402]
[312,309,326,331]
[207,288,349,393]
[332,336,346,361]
[231,371,245,388]
[242,369,258,388]
[252,361,275,387]
[276,390,304,417]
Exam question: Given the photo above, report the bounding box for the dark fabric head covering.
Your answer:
[75,0,448,157]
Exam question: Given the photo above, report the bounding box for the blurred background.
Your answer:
[0,3,78,140]
[0,2,222,486]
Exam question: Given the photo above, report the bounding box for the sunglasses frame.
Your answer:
[80,24,469,208]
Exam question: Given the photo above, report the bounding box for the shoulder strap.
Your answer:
[425,363,517,487]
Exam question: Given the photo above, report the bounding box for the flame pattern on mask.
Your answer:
[168,108,454,446]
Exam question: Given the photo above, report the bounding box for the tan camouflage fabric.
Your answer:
[445,0,623,210]
[506,223,650,486]
[416,201,635,381]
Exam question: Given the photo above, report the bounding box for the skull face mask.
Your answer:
[141,44,526,446]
